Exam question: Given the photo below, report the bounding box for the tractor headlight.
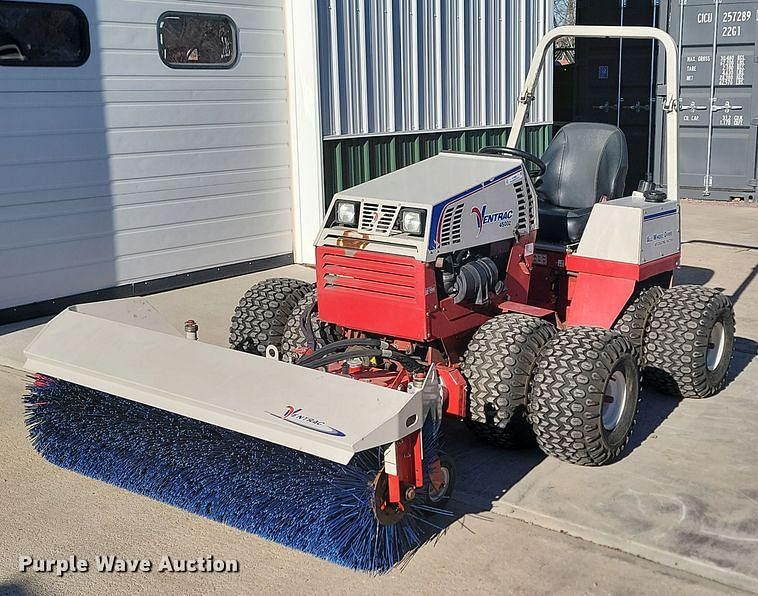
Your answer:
[400,209,425,236]
[335,200,360,227]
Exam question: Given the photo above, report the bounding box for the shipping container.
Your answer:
[655,0,757,200]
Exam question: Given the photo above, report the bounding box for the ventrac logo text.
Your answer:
[267,406,346,437]
[471,206,514,237]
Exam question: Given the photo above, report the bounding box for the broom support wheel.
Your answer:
[424,456,456,506]
[371,470,408,526]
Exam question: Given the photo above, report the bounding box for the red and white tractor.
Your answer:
[25,27,735,523]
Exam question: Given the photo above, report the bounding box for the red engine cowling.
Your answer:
[316,246,510,342]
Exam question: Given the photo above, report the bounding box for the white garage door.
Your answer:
[0,0,292,317]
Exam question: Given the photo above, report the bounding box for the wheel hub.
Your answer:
[426,464,450,504]
[602,370,628,431]
[707,322,726,371]
[371,469,407,526]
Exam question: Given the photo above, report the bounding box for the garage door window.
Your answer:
[158,12,238,69]
[0,1,90,67]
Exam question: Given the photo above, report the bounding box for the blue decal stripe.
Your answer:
[643,208,678,221]
[429,165,523,250]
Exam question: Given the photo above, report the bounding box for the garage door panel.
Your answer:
[0,0,292,312]
[0,125,288,166]
[1,211,291,279]
[0,146,289,195]
[2,233,291,308]
[0,190,290,245]
[0,101,288,134]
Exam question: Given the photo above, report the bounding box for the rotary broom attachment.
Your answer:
[24,373,450,572]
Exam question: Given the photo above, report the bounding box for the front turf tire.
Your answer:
[281,289,343,363]
[229,278,313,355]
[644,285,735,398]
[461,314,556,448]
[528,327,639,466]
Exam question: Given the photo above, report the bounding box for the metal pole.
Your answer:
[704,0,721,197]
[616,0,627,128]
[646,0,660,178]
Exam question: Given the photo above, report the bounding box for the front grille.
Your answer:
[358,202,400,235]
[320,250,417,300]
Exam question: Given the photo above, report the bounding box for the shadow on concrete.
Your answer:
[428,393,679,528]
[727,348,755,388]
[683,239,758,251]
[679,241,756,305]
[0,317,50,339]
[623,388,680,454]
[0,583,30,596]
[441,419,546,506]
[729,265,757,305]
[427,420,546,534]
[673,265,714,287]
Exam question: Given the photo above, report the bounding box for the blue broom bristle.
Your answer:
[23,375,448,572]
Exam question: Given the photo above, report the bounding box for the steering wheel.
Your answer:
[479,146,546,179]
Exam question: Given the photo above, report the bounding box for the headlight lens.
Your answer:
[335,200,359,227]
[400,209,425,236]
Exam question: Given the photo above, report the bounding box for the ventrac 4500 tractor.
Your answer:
[26,27,735,521]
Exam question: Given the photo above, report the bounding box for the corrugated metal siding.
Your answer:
[0,0,291,310]
[318,0,553,137]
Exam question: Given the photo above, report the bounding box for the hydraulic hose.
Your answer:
[301,347,427,374]
[297,338,387,366]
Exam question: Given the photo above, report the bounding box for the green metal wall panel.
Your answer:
[323,124,553,204]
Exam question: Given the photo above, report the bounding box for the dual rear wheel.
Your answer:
[462,317,639,465]
[461,285,735,466]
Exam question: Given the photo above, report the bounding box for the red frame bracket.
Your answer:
[388,430,424,504]
[565,253,680,282]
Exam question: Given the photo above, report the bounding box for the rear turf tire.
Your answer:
[528,327,639,466]
[612,286,665,365]
[281,289,343,363]
[644,285,735,398]
[229,278,313,355]
[461,314,556,448]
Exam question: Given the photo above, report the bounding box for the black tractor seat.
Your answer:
[536,123,629,244]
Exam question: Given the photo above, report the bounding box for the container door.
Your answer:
[667,0,757,198]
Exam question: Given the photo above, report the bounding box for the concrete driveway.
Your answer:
[0,201,756,594]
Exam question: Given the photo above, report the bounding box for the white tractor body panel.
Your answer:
[575,195,681,265]
[316,152,539,262]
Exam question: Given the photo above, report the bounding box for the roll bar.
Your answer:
[507,26,679,200]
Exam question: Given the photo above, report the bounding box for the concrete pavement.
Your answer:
[0,201,756,594]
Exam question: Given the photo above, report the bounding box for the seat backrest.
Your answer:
[538,123,629,209]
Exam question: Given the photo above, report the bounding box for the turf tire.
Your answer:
[643,285,735,398]
[461,314,556,448]
[281,289,343,363]
[612,285,665,365]
[528,327,639,466]
[229,278,313,355]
